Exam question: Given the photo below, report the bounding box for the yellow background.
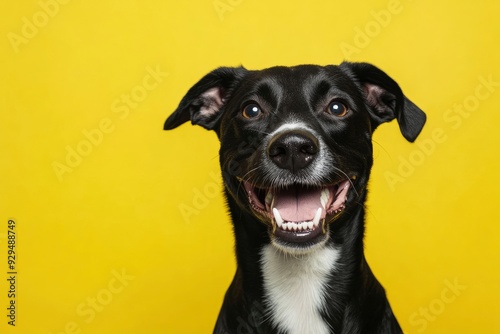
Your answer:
[1,0,499,333]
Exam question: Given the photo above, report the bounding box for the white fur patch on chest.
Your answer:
[260,245,340,334]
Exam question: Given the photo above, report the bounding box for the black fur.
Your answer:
[164,62,425,333]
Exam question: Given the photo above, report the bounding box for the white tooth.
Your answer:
[297,223,303,231]
[292,223,298,232]
[265,191,273,206]
[284,222,290,231]
[272,208,283,228]
[320,189,329,209]
[313,208,322,227]
[301,222,308,231]
[307,221,314,230]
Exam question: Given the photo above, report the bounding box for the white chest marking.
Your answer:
[260,245,340,334]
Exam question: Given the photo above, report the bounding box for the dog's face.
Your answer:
[165,62,425,254]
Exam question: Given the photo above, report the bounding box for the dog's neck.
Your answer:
[260,244,340,334]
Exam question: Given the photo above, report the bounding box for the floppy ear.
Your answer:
[340,62,426,142]
[164,66,249,131]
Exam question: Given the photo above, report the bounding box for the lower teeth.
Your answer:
[272,207,323,232]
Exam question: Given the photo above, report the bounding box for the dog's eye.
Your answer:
[242,103,262,119]
[326,100,348,117]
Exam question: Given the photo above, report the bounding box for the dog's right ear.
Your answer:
[164,66,248,131]
[339,62,426,142]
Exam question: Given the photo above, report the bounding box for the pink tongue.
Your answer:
[271,186,322,222]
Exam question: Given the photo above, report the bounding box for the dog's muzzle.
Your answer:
[241,129,355,251]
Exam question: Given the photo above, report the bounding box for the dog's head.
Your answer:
[165,62,425,254]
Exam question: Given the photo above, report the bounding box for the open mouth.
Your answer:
[243,178,354,248]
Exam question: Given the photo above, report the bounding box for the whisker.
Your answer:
[329,167,360,198]
[250,129,272,136]
[233,164,266,199]
[372,139,393,164]
[240,166,261,183]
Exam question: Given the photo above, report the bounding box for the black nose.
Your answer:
[267,130,319,172]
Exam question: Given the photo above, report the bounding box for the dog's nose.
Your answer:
[268,130,319,172]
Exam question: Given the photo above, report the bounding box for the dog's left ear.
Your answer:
[340,62,426,142]
[164,66,249,132]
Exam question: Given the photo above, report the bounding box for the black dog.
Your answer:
[164,62,426,334]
